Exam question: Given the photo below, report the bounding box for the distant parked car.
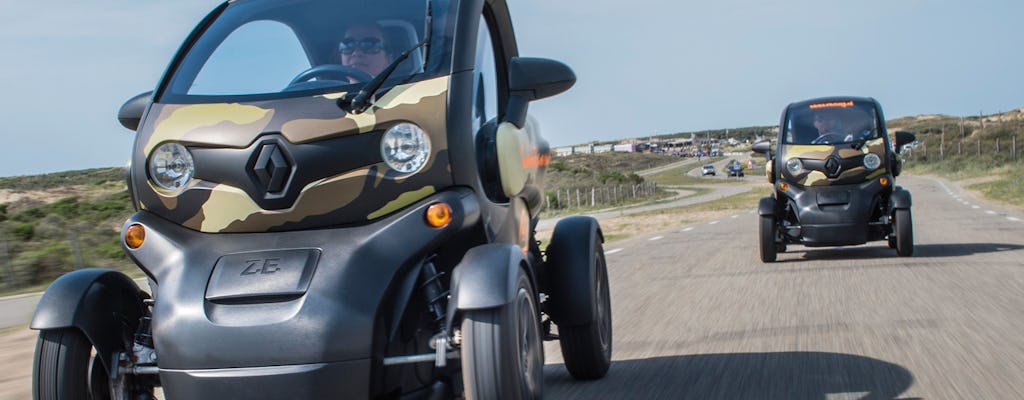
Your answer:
[701,164,716,176]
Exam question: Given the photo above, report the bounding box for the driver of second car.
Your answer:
[339,22,392,83]
[812,110,850,143]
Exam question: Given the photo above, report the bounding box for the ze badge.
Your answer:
[241,258,282,275]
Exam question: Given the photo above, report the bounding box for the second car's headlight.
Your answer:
[148,142,194,190]
[863,153,881,171]
[381,123,431,174]
[786,158,803,174]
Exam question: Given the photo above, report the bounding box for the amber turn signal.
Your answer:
[425,202,453,228]
[879,177,889,187]
[779,182,789,191]
[125,224,146,249]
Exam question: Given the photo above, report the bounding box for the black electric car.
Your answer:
[30,1,612,398]
[752,97,917,262]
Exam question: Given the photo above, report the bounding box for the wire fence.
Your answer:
[904,135,1021,163]
[546,181,660,210]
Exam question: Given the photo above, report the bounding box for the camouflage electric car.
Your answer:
[752,97,917,262]
[30,0,613,398]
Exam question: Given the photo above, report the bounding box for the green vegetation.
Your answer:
[543,152,679,213]
[897,110,1024,208]
[0,167,124,190]
[1,170,136,295]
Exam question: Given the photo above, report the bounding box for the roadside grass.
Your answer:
[968,172,1024,208]
[538,185,770,247]
[905,158,1024,208]
[633,185,770,219]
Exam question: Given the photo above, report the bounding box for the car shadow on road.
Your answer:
[792,243,1023,262]
[545,351,919,400]
[913,243,1024,257]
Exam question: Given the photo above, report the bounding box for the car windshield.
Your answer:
[783,100,881,145]
[161,0,453,102]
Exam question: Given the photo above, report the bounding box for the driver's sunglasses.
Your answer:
[339,38,384,55]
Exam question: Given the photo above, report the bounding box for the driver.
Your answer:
[338,22,392,82]
[811,111,851,143]
[813,112,841,136]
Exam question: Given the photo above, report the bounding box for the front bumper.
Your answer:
[777,176,891,246]
[123,188,479,399]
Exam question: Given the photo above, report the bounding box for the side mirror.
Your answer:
[504,57,576,127]
[751,140,773,156]
[118,91,153,131]
[893,131,916,154]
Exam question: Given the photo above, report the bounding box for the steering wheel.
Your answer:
[288,64,373,86]
[811,132,848,145]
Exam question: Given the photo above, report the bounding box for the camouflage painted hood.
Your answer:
[130,76,453,233]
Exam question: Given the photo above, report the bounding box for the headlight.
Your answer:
[863,153,881,171]
[786,158,802,174]
[148,142,194,190]
[381,123,431,174]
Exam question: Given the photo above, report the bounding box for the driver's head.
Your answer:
[339,22,391,77]
[813,111,840,134]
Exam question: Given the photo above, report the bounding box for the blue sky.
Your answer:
[1,0,1022,177]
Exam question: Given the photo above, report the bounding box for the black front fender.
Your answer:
[758,196,777,216]
[446,243,527,330]
[30,269,146,370]
[890,186,912,210]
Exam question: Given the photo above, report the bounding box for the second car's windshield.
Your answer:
[783,100,881,145]
[162,0,452,102]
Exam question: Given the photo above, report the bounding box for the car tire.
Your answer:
[461,268,543,400]
[895,209,914,257]
[558,243,612,380]
[759,215,777,262]
[34,329,110,400]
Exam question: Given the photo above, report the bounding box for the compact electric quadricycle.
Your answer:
[30,1,613,399]
[752,97,918,262]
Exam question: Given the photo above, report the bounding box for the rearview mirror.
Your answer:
[504,57,576,127]
[893,131,916,154]
[751,140,773,155]
[118,91,153,131]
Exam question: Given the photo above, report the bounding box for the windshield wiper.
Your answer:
[341,1,433,114]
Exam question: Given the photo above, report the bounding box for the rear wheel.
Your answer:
[759,215,778,262]
[461,268,543,400]
[34,329,110,400]
[895,209,914,257]
[558,244,612,380]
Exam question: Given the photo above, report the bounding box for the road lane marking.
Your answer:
[709,221,719,225]
[681,227,694,232]
[604,248,623,255]
[826,393,870,400]
[986,210,997,215]
[1009,217,1022,222]
[972,205,981,209]
[731,215,739,219]
[649,236,664,241]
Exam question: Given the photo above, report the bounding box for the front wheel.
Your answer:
[894,209,914,257]
[34,329,109,400]
[461,268,543,400]
[557,244,612,380]
[759,215,778,262]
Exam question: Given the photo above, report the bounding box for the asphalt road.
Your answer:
[542,175,1024,399]
[3,175,1023,399]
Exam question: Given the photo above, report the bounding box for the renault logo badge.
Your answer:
[824,157,841,178]
[252,143,292,194]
